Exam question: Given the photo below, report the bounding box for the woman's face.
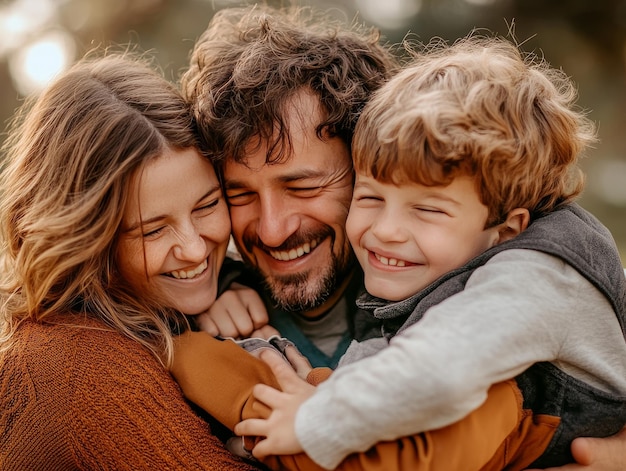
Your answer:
[116,147,230,314]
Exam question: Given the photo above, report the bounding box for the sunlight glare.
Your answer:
[355,0,422,30]
[0,0,58,57]
[8,30,76,96]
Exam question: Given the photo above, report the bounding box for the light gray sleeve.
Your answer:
[295,250,626,470]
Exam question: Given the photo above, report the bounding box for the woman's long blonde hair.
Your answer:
[0,53,202,365]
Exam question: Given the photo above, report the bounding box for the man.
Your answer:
[181,5,626,468]
[181,4,398,368]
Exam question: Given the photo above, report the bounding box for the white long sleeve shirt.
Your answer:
[295,250,626,469]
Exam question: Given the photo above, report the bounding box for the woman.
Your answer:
[0,52,262,470]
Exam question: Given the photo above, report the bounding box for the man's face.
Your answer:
[223,91,355,315]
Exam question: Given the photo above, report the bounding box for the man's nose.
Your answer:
[256,194,301,248]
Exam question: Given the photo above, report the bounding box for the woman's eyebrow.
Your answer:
[124,184,221,233]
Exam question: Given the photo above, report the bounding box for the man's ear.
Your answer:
[496,208,530,244]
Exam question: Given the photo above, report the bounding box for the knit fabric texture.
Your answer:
[0,315,260,470]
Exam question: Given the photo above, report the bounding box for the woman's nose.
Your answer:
[173,224,206,261]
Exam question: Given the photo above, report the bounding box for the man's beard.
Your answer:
[264,252,350,312]
[241,226,354,313]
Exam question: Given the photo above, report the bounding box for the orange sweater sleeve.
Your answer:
[171,331,558,471]
[171,330,282,430]
[258,380,558,471]
[265,380,558,471]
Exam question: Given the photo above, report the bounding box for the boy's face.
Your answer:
[346,172,501,302]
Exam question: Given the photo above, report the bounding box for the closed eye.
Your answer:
[288,186,322,197]
[143,226,165,238]
[195,198,220,213]
[415,207,448,216]
[354,194,383,203]
[418,207,443,213]
[226,191,255,206]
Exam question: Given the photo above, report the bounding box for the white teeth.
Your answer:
[270,240,317,261]
[375,253,408,267]
[169,259,208,279]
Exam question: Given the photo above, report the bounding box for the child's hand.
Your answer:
[284,345,313,380]
[195,282,278,339]
[234,349,316,458]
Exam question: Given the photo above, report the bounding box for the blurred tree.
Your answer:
[0,0,624,257]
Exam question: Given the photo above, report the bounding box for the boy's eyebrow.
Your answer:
[124,185,221,233]
[354,178,464,206]
[420,191,463,206]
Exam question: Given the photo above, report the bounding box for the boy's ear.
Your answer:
[496,208,530,244]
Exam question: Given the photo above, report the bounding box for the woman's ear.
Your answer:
[496,208,530,244]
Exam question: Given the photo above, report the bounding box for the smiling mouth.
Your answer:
[374,252,411,267]
[268,238,322,261]
[166,259,208,279]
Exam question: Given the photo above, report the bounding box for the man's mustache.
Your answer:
[242,226,335,254]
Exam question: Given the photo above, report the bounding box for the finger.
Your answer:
[284,346,312,377]
[229,306,255,337]
[230,283,269,329]
[209,309,242,338]
[216,292,256,336]
[234,418,269,438]
[240,291,270,329]
[251,438,273,459]
[209,290,257,337]
[194,313,219,337]
[251,383,285,408]
[251,397,271,419]
[260,349,306,390]
[570,436,593,466]
[251,325,281,339]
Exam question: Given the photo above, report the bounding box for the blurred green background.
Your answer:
[1,0,625,261]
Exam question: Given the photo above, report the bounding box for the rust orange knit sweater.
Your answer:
[0,316,261,470]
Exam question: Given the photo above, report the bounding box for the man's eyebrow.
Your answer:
[223,179,248,191]
[224,170,327,190]
[277,169,329,183]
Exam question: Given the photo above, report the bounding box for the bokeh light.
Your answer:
[0,0,624,258]
[8,29,76,96]
[589,159,626,207]
[355,0,422,30]
[0,0,58,58]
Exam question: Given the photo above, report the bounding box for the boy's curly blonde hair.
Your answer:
[353,35,597,226]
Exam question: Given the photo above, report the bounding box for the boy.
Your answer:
[172,35,626,470]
